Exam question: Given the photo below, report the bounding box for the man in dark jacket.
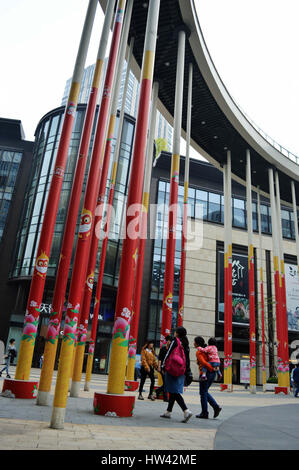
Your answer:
[293,363,299,397]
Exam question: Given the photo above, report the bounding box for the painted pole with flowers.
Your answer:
[70,0,134,397]
[246,150,256,393]
[126,81,159,382]
[160,29,186,348]
[50,0,126,429]
[222,151,233,392]
[14,0,98,384]
[36,0,116,407]
[105,0,161,400]
[257,188,267,389]
[275,171,290,393]
[177,62,193,328]
[84,38,135,392]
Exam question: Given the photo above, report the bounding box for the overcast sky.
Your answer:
[1,0,299,158]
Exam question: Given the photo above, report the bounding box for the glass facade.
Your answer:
[0,149,23,241]
[11,106,135,283]
[147,178,298,345]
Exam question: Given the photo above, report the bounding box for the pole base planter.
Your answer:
[93,393,135,417]
[2,378,39,399]
[154,386,169,400]
[220,383,233,392]
[124,380,139,392]
[275,386,289,395]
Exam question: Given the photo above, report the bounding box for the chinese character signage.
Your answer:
[218,250,250,325]
[240,359,250,384]
[285,263,299,331]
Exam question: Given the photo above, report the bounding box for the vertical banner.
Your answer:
[218,251,250,325]
[285,264,299,332]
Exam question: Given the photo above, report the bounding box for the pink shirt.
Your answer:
[199,345,220,363]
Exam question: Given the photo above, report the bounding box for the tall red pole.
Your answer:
[177,63,193,327]
[160,29,186,347]
[70,0,134,397]
[246,150,256,393]
[222,151,233,392]
[126,81,159,382]
[36,0,116,407]
[84,37,135,392]
[14,0,98,383]
[50,0,126,429]
[268,168,285,391]
[275,171,290,392]
[257,187,266,388]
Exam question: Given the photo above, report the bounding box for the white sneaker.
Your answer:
[160,412,171,419]
[182,410,192,423]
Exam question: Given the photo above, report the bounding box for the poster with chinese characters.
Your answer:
[285,263,299,331]
[218,251,250,325]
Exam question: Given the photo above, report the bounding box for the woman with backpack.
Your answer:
[160,326,193,423]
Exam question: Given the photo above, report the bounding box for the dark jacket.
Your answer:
[293,366,299,384]
[162,337,191,376]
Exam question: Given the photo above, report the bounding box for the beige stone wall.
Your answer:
[184,218,297,382]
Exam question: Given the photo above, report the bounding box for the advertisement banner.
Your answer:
[218,250,250,325]
[285,263,299,332]
[240,359,250,384]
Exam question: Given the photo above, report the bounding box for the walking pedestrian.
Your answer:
[160,326,192,423]
[194,336,222,419]
[0,338,17,378]
[138,340,158,401]
[293,363,299,398]
[155,335,172,401]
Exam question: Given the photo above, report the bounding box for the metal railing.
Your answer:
[237,104,299,166]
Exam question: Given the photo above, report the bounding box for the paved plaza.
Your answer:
[0,367,298,451]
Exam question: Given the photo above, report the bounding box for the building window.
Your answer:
[0,149,23,241]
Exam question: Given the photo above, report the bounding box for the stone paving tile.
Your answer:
[1,369,298,451]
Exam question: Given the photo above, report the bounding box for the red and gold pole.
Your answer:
[257,187,266,389]
[275,171,290,393]
[84,37,135,392]
[222,151,233,392]
[126,81,159,385]
[160,29,186,347]
[246,150,256,393]
[13,0,98,387]
[92,0,161,418]
[36,0,116,407]
[50,0,126,429]
[70,0,134,398]
[177,63,193,328]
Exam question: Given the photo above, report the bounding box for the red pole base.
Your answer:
[2,378,39,399]
[154,386,169,400]
[93,393,135,417]
[124,380,139,392]
[220,384,228,391]
[274,386,289,395]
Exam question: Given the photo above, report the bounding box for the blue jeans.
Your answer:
[294,382,299,397]
[199,370,219,416]
[0,359,10,376]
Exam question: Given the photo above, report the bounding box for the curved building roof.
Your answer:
[99,0,299,206]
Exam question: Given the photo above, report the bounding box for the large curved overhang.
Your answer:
[100,0,299,207]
